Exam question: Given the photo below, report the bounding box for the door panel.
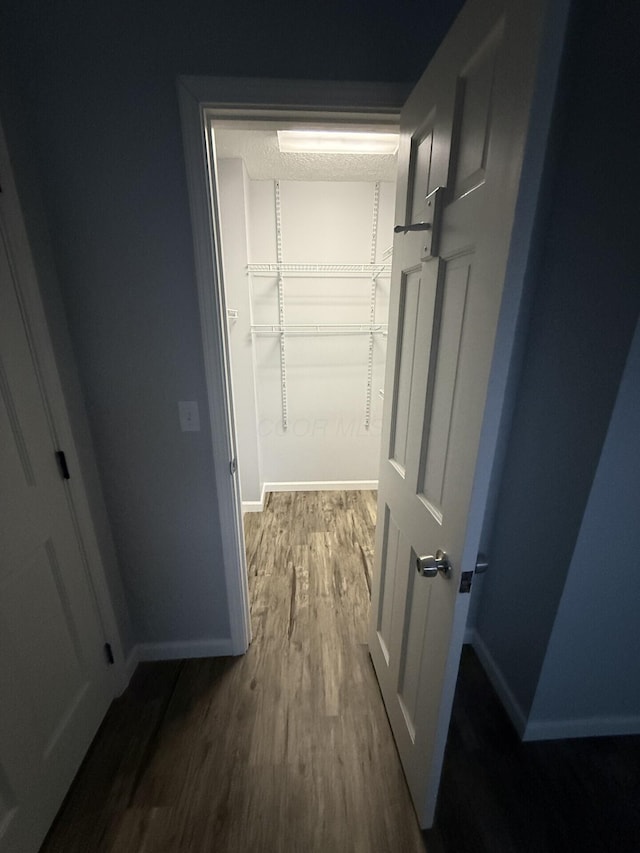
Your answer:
[1,542,87,748]
[397,548,434,739]
[409,127,435,222]
[369,0,560,828]
[418,255,472,516]
[376,506,399,663]
[452,25,502,198]
[389,270,422,472]
[0,146,113,852]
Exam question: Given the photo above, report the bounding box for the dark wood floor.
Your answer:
[41,490,640,852]
[429,645,640,853]
[41,491,426,852]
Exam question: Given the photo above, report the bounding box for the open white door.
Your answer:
[369,0,568,828]
[0,123,115,853]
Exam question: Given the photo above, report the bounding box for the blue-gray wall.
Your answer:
[529,316,640,733]
[475,0,640,727]
[0,0,464,647]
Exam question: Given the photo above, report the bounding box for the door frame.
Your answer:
[177,77,408,654]
[0,117,127,695]
[177,0,568,666]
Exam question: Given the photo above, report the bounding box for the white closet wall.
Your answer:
[218,160,395,504]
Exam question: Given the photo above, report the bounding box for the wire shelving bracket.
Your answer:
[365,182,381,431]
[275,181,288,431]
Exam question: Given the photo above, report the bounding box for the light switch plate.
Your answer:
[178,401,200,432]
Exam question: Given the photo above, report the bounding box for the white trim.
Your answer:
[120,639,236,690]
[242,482,267,513]
[524,714,640,742]
[461,631,640,743]
[472,630,528,738]
[265,480,378,493]
[177,76,405,660]
[242,499,264,513]
[178,81,251,656]
[116,645,141,695]
[178,76,408,120]
[136,639,234,662]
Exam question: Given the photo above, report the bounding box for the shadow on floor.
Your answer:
[425,645,640,853]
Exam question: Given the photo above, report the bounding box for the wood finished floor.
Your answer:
[42,491,639,853]
[41,491,426,852]
[428,646,640,853]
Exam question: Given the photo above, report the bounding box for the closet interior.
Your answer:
[214,124,398,510]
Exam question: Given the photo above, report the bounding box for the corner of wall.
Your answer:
[471,628,529,738]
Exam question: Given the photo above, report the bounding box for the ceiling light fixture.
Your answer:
[277,130,399,155]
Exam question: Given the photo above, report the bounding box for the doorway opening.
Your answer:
[178,79,406,656]
[209,117,398,648]
[212,120,397,511]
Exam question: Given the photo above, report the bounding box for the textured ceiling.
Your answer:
[214,129,397,182]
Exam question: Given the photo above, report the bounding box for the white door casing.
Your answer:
[368,0,570,828]
[0,121,119,853]
[178,78,407,656]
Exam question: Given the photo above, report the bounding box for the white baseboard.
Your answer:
[472,630,528,738]
[115,638,235,695]
[242,482,266,514]
[471,632,640,742]
[242,498,264,513]
[524,714,640,741]
[134,638,235,663]
[115,645,140,696]
[264,479,378,493]
[125,645,140,678]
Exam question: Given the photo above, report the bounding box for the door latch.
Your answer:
[475,552,489,574]
[394,186,445,260]
[459,571,473,593]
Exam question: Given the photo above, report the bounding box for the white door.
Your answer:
[0,130,114,853]
[369,0,566,828]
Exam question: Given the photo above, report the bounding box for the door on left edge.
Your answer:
[0,132,113,853]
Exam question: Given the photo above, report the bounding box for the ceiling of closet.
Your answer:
[214,128,397,182]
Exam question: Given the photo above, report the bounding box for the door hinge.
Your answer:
[104,642,115,665]
[55,450,70,480]
[230,457,237,475]
[459,571,474,594]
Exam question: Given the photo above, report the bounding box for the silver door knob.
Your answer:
[416,549,452,579]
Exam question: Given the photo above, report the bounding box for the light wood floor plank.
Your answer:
[41,491,426,852]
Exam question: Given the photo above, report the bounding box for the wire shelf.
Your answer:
[247,262,392,277]
[251,323,388,337]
